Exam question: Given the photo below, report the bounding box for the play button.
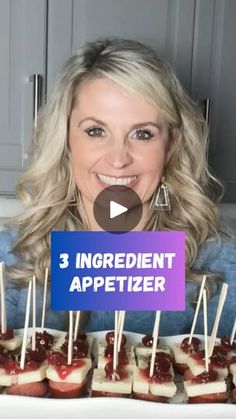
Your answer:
[110,201,128,219]
[93,185,143,233]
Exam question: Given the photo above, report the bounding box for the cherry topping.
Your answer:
[25,347,47,363]
[192,370,217,384]
[220,336,236,351]
[180,337,201,354]
[104,345,129,365]
[106,331,126,346]
[35,331,54,350]
[104,361,126,381]
[61,339,89,358]
[153,354,171,373]
[141,352,173,383]
[210,352,228,368]
[142,335,155,347]
[0,328,14,340]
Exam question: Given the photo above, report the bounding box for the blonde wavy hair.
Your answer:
[8,38,221,291]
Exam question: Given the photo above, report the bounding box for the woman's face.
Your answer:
[69,77,172,212]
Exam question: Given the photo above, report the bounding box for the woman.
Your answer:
[1,38,235,335]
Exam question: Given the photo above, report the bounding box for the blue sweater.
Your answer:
[0,228,235,336]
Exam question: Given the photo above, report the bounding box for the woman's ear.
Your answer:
[165,128,179,165]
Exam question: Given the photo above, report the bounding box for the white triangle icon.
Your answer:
[110,200,128,219]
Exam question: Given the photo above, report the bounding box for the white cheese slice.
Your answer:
[17,365,47,384]
[150,380,177,397]
[170,343,189,364]
[0,365,47,386]
[133,367,149,395]
[91,368,133,394]
[46,358,92,383]
[135,344,170,357]
[229,362,236,376]
[213,366,228,379]
[0,335,23,351]
[226,349,236,361]
[133,366,176,397]
[0,372,14,386]
[232,374,236,386]
[184,379,226,397]
[186,356,205,376]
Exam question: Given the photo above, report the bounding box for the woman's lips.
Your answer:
[95,173,138,188]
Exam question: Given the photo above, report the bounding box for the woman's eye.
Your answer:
[133,129,154,140]
[85,126,105,137]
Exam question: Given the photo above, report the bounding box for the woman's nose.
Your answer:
[104,141,134,169]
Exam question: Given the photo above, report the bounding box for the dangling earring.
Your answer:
[150,179,171,211]
[68,190,77,206]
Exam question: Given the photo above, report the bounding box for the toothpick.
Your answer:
[118,311,125,351]
[203,289,209,373]
[230,317,236,345]
[113,311,119,371]
[188,275,207,344]
[208,283,228,357]
[0,262,7,333]
[20,280,32,370]
[74,311,80,340]
[31,275,36,351]
[41,267,48,330]
[149,311,161,377]
[67,311,73,365]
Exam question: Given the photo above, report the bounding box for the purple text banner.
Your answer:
[51,231,185,310]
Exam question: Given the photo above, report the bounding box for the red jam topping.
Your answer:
[0,328,14,341]
[192,370,217,384]
[3,359,21,375]
[104,345,129,365]
[35,331,54,350]
[61,339,89,358]
[142,335,155,347]
[180,337,201,354]
[26,347,47,363]
[151,371,173,384]
[106,331,126,346]
[220,336,236,352]
[47,351,66,366]
[104,361,126,381]
[153,353,171,373]
[142,353,172,383]
[47,350,85,379]
[22,360,40,372]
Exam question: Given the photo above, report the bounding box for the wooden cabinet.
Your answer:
[0,0,47,194]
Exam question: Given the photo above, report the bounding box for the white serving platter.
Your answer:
[1,330,235,419]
